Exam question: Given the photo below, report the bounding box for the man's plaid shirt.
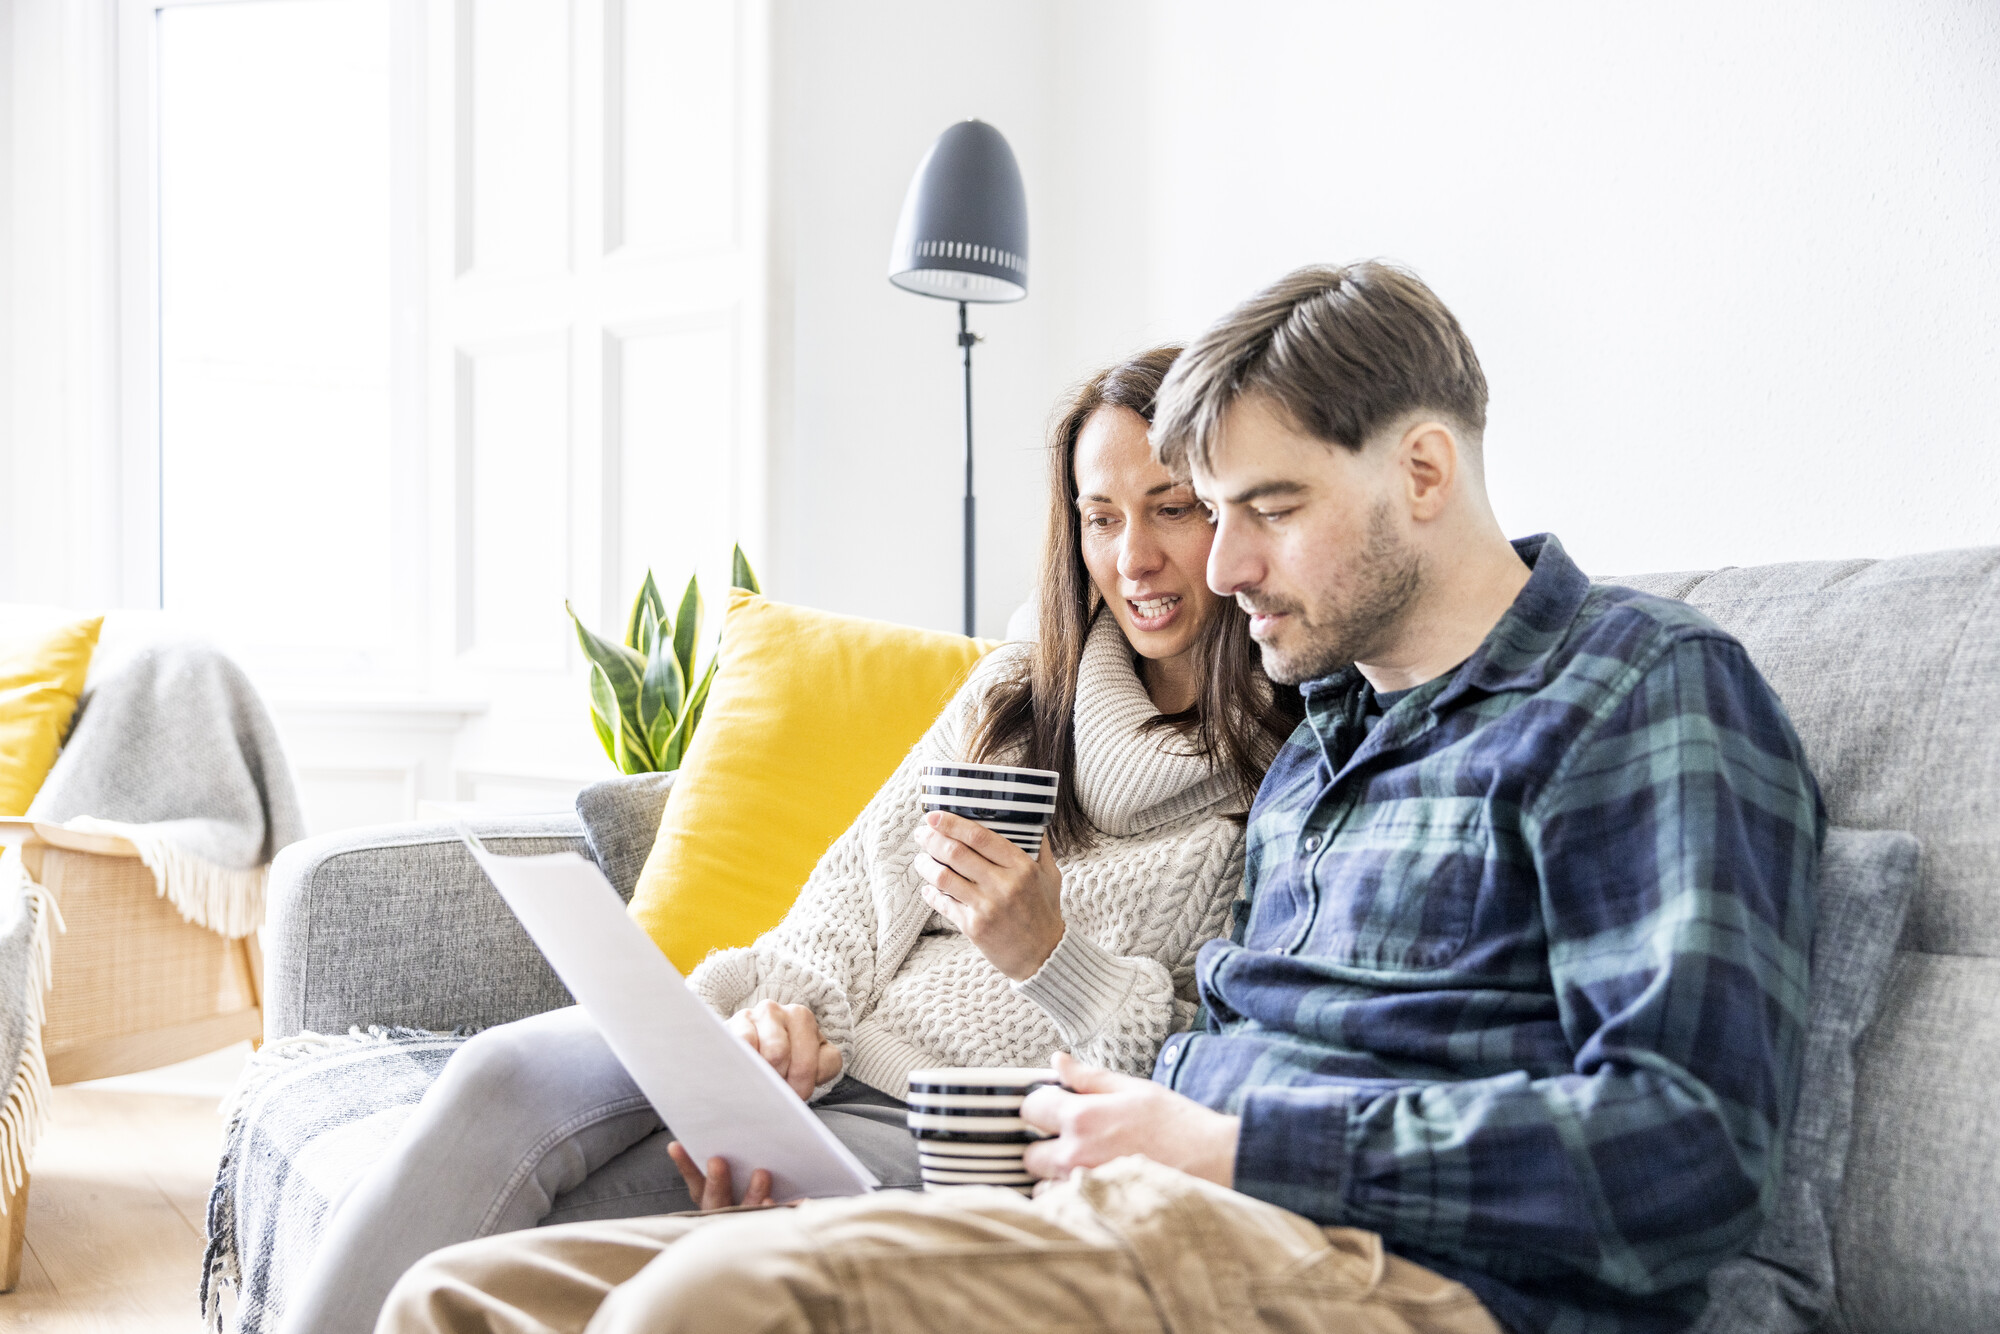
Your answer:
[1153,534,1824,1334]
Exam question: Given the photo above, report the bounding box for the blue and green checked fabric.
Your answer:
[1154,534,1824,1334]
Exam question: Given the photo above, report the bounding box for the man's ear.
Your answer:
[1399,421,1458,522]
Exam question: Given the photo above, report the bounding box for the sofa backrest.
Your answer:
[1614,547,2000,1334]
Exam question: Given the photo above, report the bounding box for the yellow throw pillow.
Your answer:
[631,589,996,972]
[0,607,105,817]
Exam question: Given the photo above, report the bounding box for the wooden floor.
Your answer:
[3,1049,247,1332]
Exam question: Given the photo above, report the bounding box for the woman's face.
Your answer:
[1073,405,1220,673]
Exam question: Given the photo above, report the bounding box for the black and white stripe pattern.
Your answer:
[920,762,1058,859]
[905,1066,1056,1195]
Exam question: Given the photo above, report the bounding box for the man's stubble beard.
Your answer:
[1245,501,1424,686]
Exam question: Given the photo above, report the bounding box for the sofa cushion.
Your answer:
[0,606,103,816]
[1694,827,1919,1334]
[1611,547,2000,1333]
[574,772,676,900]
[1611,550,1998,958]
[628,590,995,972]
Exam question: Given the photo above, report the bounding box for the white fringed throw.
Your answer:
[26,638,306,939]
[0,851,60,1217]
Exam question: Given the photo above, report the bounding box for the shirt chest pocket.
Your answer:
[1302,797,1498,970]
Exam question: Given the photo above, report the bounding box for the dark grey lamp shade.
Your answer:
[887,119,1028,303]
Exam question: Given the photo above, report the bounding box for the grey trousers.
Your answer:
[278,1005,919,1334]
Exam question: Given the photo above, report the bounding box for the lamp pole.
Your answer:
[958,301,979,637]
[885,118,1027,639]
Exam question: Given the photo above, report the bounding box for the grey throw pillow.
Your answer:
[1693,827,1921,1334]
[573,771,677,900]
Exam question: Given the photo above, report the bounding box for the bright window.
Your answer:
[156,0,401,678]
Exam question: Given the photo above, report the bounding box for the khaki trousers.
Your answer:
[378,1156,1502,1334]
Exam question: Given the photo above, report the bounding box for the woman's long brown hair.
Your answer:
[966,345,1303,856]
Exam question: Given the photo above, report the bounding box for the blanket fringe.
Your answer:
[201,1023,482,1329]
[201,1031,337,1328]
[0,850,65,1217]
[61,817,266,939]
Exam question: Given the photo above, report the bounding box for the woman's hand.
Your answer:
[911,810,1066,981]
[666,1141,776,1211]
[726,1000,843,1101]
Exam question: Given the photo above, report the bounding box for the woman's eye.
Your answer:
[1084,513,1115,529]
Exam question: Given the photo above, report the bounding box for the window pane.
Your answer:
[158,0,395,674]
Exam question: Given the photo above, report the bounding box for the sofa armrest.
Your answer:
[262,814,593,1040]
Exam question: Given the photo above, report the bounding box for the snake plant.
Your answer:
[567,546,760,773]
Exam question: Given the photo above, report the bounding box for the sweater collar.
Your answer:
[1069,608,1240,837]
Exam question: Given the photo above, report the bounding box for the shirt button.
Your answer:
[1303,834,1323,853]
[1163,1043,1180,1065]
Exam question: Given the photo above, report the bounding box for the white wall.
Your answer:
[766,1,1063,638]
[768,2,1187,639]
[778,0,2000,619]
[1131,0,2000,575]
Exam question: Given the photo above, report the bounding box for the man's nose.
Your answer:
[1206,513,1258,596]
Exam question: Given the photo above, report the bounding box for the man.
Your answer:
[381,263,1822,1334]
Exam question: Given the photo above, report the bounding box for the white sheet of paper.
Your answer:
[466,841,879,1203]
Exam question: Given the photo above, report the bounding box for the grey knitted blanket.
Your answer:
[201,1027,472,1333]
[28,635,307,937]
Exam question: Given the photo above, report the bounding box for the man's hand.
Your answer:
[726,1000,843,1101]
[665,1141,775,1211]
[911,810,1067,981]
[1020,1051,1240,1187]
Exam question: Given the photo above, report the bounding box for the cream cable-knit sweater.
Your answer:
[688,611,1250,1099]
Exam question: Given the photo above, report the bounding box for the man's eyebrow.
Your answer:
[1222,480,1308,505]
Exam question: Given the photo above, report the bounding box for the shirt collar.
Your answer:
[1298,533,1589,719]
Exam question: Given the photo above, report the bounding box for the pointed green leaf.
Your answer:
[672,572,702,689]
[639,641,684,757]
[639,603,662,663]
[571,601,651,767]
[730,545,760,594]
[624,570,668,652]
[613,724,647,775]
[588,653,653,772]
[587,663,619,765]
[683,654,718,737]
[660,656,719,770]
[615,692,656,772]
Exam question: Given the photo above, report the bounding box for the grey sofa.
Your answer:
[259,548,1999,1333]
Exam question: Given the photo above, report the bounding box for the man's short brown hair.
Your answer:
[1152,261,1489,474]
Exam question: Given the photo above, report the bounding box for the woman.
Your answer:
[282,346,1302,1334]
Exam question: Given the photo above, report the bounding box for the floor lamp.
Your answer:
[887,119,1029,637]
